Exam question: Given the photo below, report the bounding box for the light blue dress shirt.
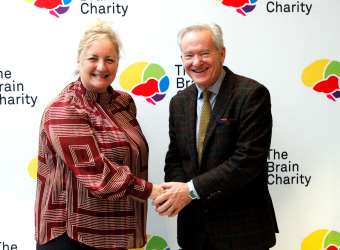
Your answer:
[188,69,226,199]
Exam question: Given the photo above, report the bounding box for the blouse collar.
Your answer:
[75,77,115,105]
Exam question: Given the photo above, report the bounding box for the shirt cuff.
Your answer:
[130,178,153,200]
[188,180,200,199]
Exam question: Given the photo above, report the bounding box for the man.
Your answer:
[152,22,278,249]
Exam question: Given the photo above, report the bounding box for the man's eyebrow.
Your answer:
[183,49,210,54]
[182,50,192,55]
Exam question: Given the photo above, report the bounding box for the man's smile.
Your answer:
[193,68,208,73]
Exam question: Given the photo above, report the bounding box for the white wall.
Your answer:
[0,0,339,249]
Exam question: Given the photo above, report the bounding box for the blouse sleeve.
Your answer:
[39,94,152,201]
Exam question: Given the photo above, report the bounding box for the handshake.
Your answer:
[148,182,192,217]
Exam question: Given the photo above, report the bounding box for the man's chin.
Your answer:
[193,80,211,89]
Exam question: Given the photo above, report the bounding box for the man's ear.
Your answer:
[220,46,226,63]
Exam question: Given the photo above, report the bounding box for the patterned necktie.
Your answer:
[198,91,211,166]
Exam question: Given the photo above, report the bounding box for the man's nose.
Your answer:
[192,55,203,66]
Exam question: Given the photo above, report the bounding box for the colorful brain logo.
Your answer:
[130,235,170,250]
[119,62,170,105]
[301,229,340,250]
[25,0,72,18]
[216,0,258,16]
[301,59,340,102]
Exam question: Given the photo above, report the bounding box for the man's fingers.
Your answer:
[155,199,170,212]
[161,182,173,189]
[168,209,178,217]
[152,192,169,206]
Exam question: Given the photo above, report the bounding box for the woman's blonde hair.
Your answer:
[74,19,122,76]
[78,19,122,58]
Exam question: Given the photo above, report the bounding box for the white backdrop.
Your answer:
[1,0,340,249]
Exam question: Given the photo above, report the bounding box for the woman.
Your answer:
[35,20,163,250]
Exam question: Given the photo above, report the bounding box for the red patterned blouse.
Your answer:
[35,78,152,249]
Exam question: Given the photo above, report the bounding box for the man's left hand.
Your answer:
[152,182,192,217]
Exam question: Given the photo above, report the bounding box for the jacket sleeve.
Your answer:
[164,97,187,182]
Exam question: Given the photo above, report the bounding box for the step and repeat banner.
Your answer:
[0,0,339,249]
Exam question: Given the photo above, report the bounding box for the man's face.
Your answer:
[180,29,225,90]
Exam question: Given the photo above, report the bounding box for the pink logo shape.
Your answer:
[220,0,258,16]
[222,0,248,8]
[131,79,160,97]
[28,0,72,18]
[313,75,340,94]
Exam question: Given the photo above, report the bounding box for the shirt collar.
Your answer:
[196,69,226,99]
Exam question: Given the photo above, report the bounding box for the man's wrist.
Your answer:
[187,180,200,200]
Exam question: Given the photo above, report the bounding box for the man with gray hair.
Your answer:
[153,22,278,249]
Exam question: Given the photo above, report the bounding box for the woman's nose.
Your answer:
[97,60,107,71]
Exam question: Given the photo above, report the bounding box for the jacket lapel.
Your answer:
[184,86,199,169]
[203,67,235,154]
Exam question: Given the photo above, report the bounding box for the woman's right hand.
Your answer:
[148,184,165,200]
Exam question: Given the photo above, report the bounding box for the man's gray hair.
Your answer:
[177,22,224,52]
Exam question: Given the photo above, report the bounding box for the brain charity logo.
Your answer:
[301,229,340,250]
[119,62,170,105]
[301,59,340,102]
[216,0,258,16]
[25,0,72,18]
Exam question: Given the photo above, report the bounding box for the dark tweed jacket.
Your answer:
[164,66,278,249]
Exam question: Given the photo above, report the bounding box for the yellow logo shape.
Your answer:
[28,156,38,180]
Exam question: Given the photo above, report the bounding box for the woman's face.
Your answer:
[78,37,119,93]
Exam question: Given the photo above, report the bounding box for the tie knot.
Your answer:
[203,91,211,101]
